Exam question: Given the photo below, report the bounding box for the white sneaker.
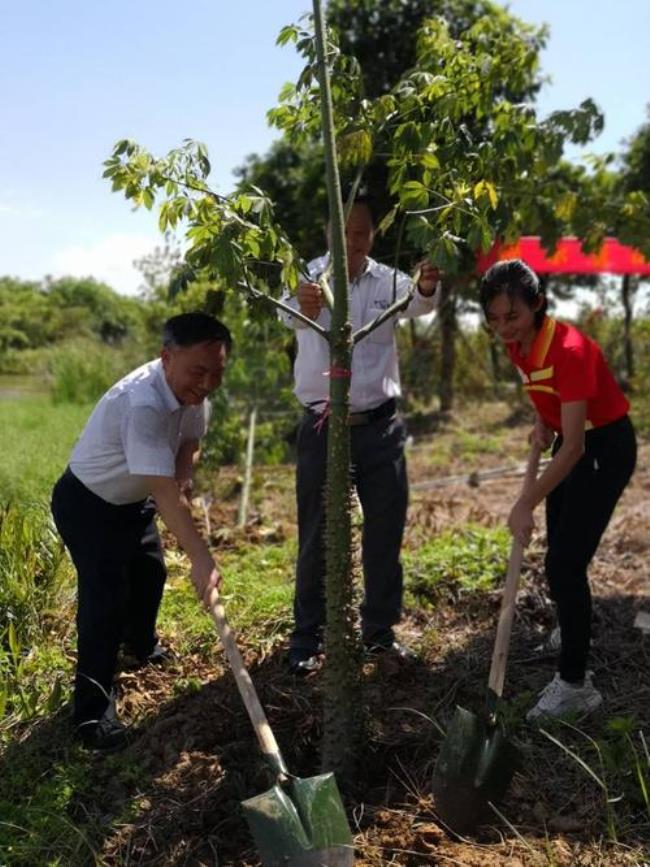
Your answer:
[526,672,603,722]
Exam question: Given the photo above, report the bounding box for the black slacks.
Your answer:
[51,469,166,726]
[545,415,636,682]
[291,407,409,653]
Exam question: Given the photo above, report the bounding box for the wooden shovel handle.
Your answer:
[206,586,288,777]
[487,445,541,700]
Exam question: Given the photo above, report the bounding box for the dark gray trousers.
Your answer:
[291,410,409,653]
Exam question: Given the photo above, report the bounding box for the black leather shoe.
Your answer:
[288,649,323,676]
[121,641,174,670]
[146,641,174,665]
[364,640,418,661]
[75,716,131,752]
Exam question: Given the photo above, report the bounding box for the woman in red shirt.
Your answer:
[480,259,636,721]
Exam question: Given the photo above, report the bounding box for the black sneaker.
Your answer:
[75,715,131,752]
[287,648,323,676]
[364,639,418,661]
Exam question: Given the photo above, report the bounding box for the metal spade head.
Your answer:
[242,772,354,867]
[432,705,520,835]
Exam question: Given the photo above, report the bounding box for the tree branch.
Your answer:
[352,284,416,344]
[237,279,330,341]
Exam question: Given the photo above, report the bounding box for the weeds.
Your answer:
[540,716,650,844]
[0,503,74,739]
[405,524,510,605]
[0,503,73,643]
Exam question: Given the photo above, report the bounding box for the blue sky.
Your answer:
[1,0,648,294]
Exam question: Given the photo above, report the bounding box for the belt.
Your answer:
[306,398,397,427]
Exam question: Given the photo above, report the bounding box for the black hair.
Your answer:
[479,259,547,327]
[340,186,377,225]
[162,312,233,352]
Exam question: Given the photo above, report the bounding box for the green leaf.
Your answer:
[400,180,429,211]
[474,180,498,210]
[420,151,440,170]
[8,621,20,665]
[46,676,63,713]
[276,24,299,46]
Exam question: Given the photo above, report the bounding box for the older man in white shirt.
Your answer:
[280,197,439,674]
[51,313,229,750]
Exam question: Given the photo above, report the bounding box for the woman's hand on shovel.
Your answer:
[508,496,535,546]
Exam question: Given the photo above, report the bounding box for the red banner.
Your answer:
[476,236,650,275]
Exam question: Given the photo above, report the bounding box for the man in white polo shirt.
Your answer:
[280,196,440,674]
[51,312,230,750]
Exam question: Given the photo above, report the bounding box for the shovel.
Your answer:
[205,585,354,867]
[432,445,541,835]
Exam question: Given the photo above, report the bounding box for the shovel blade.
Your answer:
[432,705,520,835]
[242,772,354,867]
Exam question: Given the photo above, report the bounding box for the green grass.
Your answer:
[404,524,511,606]
[158,539,296,651]
[0,398,91,502]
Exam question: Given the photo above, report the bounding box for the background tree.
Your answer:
[617,108,650,382]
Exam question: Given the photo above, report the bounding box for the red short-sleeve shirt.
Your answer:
[506,317,629,432]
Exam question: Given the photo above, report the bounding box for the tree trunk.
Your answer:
[438,278,457,412]
[621,274,635,383]
[312,0,363,785]
[237,405,257,527]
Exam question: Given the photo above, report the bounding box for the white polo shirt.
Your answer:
[69,359,209,505]
[280,255,438,412]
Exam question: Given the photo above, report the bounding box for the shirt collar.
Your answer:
[154,359,182,412]
[364,256,382,277]
[528,316,557,368]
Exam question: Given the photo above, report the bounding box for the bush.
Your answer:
[48,339,147,405]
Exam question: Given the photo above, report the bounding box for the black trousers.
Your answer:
[51,469,166,726]
[545,415,636,682]
[291,407,409,653]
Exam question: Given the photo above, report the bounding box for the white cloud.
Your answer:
[50,233,164,296]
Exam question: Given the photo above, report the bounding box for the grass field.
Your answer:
[0,397,92,502]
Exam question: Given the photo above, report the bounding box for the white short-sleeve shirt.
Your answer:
[69,359,209,505]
